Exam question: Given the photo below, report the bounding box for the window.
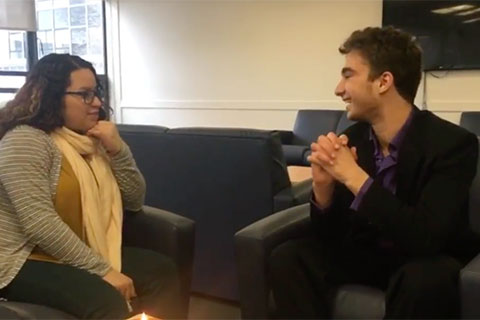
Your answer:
[0,31,28,72]
[0,0,106,98]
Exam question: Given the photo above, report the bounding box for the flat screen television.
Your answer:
[382,0,480,71]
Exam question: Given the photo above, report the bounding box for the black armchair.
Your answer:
[235,138,480,319]
[280,110,355,166]
[0,206,195,319]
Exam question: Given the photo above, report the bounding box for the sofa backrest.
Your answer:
[292,110,344,145]
[118,124,291,300]
[460,112,480,136]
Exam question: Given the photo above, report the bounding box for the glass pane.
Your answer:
[0,31,27,71]
[70,0,85,4]
[55,29,70,53]
[36,0,52,11]
[37,10,53,30]
[87,4,101,27]
[70,6,85,27]
[53,0,69,8]
[87,27,104,73]
[87,27,102,54]
[0,75,26,88]
[37,30,55,57]
[9,33,24,59]
[54,8,68,28]
[71,28,87,55]
[0,93,16,107]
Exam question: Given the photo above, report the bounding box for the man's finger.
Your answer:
[339,134,349,146]
[326,132,341,149]
[310,151,334,166]
[317,136,336,159]
[350,146,358,161]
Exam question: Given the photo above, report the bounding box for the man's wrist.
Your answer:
[312,181,335,209]
[344,168,369,196]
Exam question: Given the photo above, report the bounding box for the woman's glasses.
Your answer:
[64,90,103,105]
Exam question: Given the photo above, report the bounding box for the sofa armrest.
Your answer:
[234,203,311,319]
[461,252,480,318]
[123,205,195,317]
[282,145,310,166]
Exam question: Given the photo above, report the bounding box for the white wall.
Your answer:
[107,0,480,129]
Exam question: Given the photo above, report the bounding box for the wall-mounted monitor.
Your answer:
[382,0,480,71]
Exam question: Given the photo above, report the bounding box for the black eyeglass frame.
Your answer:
[64,90,103,105]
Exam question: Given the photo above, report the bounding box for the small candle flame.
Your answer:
[140,312,148,320]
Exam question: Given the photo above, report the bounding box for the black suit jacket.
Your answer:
[311,108,480,263]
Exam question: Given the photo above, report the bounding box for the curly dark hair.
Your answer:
[0,53,112,139]
[339,26,422,103]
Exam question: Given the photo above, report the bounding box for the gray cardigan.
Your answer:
[0,125,146,289]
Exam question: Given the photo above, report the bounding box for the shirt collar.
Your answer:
[369,107,416,160]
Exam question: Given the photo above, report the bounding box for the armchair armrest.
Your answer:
[123,205,195,318]
[276,130,294,144]
[234,203,311,319]
[461,252,480,318]
[282,145,310,166]
[273,178,312,212]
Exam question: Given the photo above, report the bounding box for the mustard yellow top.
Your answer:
[29,157,84,262]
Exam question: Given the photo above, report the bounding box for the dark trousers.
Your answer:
[269,237,461,319]
[0,247,182,319]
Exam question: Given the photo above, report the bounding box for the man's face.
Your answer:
[335,50,380,122]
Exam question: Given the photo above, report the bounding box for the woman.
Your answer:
[0,54,180,319]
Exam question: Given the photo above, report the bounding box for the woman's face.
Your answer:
[63,68,102,133]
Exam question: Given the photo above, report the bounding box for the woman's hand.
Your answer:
[87,121,123,156]
[103,268,137,301]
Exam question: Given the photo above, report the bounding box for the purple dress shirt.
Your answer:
[350,109,416,211]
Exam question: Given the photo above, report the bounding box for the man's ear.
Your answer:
[377,71,394,94]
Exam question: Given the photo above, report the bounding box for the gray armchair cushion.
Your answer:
[332,285,385,319]
[0,302,75,319]
[461,253,480,318]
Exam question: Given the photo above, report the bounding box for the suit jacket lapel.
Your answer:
[395,111,425,200]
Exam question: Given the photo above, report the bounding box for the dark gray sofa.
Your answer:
[118,125,312,301]
[0,206,195,319]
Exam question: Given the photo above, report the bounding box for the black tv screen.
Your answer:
[382,0,480,71]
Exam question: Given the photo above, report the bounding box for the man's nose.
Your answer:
[334,79,345,97]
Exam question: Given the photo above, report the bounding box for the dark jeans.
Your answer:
[269,237,462,319]
[0,247,182,319]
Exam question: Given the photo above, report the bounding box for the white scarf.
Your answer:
[50,127,122,271]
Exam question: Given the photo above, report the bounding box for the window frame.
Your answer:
[0,0,108,104]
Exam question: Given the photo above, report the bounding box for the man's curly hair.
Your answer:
[0,53,112,139]
[339,26,422,103]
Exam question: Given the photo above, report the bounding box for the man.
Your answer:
[269,26,479,319]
